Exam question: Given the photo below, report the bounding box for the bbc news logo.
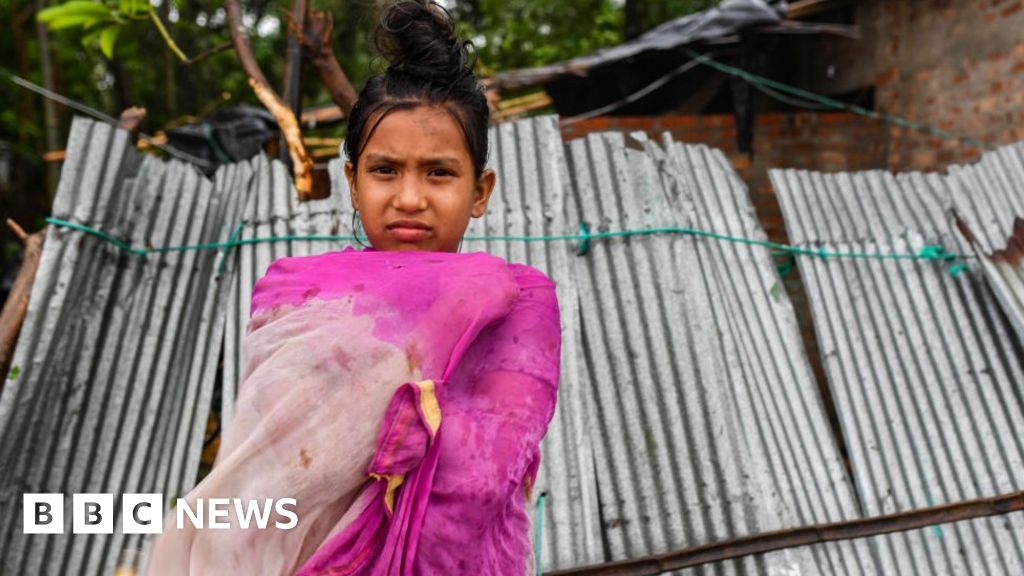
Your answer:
[24,494,298,534]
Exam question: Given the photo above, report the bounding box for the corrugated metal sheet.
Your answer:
[220,153,350,427]
[955,216,1024,348]
[0,117,250,575]
[948,142,1024,347]
[770,145,1024,574]
[561,129,873,574]
[7,112,1023,575]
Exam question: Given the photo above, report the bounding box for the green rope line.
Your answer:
[215,222,245,276]
[684,49,996,150]
[535,492,546,576]
[43,216,969,272]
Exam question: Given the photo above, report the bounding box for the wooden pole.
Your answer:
[301,9,358,118]
[549,490,1024,575]
[224,0,313,199]
[0,219,45,387]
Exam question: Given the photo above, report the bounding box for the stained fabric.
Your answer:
[145,246,561,575]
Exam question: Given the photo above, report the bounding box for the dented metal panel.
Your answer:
[0,117,249,575]
[771,149,1024,575]
[562,130,871,574]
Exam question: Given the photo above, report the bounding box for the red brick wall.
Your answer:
[876,44,1024,171]
[804,0,1024,172]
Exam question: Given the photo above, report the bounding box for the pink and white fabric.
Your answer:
[145,246,561,575]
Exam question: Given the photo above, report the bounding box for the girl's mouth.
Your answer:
[389,227,431,242]
[386,219,432,242]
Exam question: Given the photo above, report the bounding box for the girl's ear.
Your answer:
[345,161,358,210]
[471,168,496,218]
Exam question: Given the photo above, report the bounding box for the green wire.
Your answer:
[43,216,966,266]
[683,49,995,150]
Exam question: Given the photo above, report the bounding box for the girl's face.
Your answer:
[345,105,495,252]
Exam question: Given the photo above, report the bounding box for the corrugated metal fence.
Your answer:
[771,145,1024,574]
[0,115,1022,575]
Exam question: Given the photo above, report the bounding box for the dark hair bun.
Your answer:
[374,0,473,82]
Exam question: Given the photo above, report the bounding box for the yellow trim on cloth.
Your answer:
[416,379,442,437]
[369,379,442,515]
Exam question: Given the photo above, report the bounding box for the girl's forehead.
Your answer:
[361,106,472,162]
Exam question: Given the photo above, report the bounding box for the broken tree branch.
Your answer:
[225,0,313,198]
[0,220,46,386]
[300,9,358,117]
[186,42,233,66]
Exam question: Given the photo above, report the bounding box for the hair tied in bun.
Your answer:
[345,0,491,179]
[375,0,472,83]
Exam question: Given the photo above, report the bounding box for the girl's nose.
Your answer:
[393,178,428,211]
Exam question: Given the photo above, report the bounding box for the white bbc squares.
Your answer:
[23,493,64,534]
[24,493,164,534]
[73,493,114,534]
[122,493,163,534]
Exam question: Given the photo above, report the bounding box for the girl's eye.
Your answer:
[370,166,396,175]
[429,168,453,178]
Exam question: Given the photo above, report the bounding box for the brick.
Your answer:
[701,115,734,128]
[792,112,819,127]
[729,154,751,171]
[756,114,786,126]
[660,116,698,129]
[1002,1,1022,16]
[572,117,611,132]
[910,150,938,168]
[818,112,855,125]
[613,117,655,131]
[975,95,999,113]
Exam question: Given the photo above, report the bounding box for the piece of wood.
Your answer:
[225,0,314,199]
[0,220,46,388]
[117,106,147,136]
[280,0,306,166]
[786,0,850,19]
[300,9,358,118]
[548,490,1024,575]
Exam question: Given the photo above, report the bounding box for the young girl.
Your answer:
[145,1,561,574]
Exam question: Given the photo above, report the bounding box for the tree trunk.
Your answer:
[302,9,358,118]
[0,221,45,390]
[225,0,313,199]
[279,0,306,166]
[34,0,60,202]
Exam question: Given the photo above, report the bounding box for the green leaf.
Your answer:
[7,365,20,381]
[37,1,112,22]
[117,0,148,17]
[99,25,119,59]
[81,26,101,48]
[38,1,114,30]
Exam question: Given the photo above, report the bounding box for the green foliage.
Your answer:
[36,1,115,29]
[453,0,624,72]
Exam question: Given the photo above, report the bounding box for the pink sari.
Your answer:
[145,246,561,575]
